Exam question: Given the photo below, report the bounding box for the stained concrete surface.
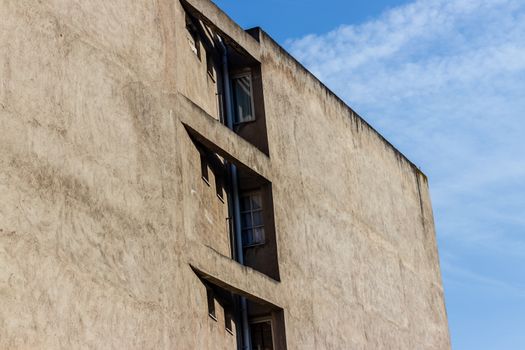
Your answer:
[0,0,450,349]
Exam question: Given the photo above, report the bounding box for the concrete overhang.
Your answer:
[180,0,261,62]
[175,93,273,181]
[188,242,283,308]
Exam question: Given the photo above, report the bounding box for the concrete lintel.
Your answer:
[180,0,261,61]
[176,93,272,180]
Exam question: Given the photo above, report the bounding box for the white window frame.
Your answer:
[231,70,256,124]
[240,191,265,247]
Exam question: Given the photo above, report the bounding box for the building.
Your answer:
[0,0,450,349]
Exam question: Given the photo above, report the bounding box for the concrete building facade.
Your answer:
[0,0,450,349]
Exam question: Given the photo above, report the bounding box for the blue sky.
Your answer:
[214,0,525,349]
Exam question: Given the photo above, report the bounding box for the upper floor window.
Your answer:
[185,14,201,59]
[232,71,255,124]
[206,286,217,321]
[240,191,265,247]
[250,318,274,350]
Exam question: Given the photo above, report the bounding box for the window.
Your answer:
[250,319,274,350]
[200,151,210,186]
[206,52,216,82]
[206,287,217,321]
[215,171,225,203]
[224,310,233,335]
[198,146,225,202]
[232,71,255,123]
[185,14,200,59]
[240,192,265,247]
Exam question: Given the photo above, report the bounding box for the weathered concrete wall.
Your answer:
[256,30,450,349]
[0,1,235,349]
[0,0,449,349]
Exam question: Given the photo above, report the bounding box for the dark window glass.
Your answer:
[206,287,216,320]
[200,152,210,185]
[232,73,255,123]
[250,321,274,350]
[240,192,265,246]
[215,171,224,202]
[225,311,233,334]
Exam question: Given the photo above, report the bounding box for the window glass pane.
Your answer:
[253,227,265,244]
[233,75,254,123]
[241,213,252,228]
[200,152,209,184]
[225,311,233,334]
[251,194,262,210]
[240,196,251,211]
[243,229,253,245]
[250,321,274,350]
[240,192,265,247]
[215,174,223,200]
[252,211,263,226]
[207,288,216,319]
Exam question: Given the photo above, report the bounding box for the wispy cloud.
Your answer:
[287,3,525,342]
[441,259,525,299]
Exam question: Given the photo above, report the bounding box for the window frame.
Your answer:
[231,70,256,124]
[185,14,201,60]
[224,310,234,335]
[199,150,210,186]
[249,317,275,350]
[240,190,265,247]
[206,286,217,321]
[206,52,217,82]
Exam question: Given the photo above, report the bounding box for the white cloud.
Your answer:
[286,0,525,299]
[289,0,525,98]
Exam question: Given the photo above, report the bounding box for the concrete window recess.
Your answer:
[246,304,286,350]
[182,3,270,155]
[236,167,279,281]
[193,270,287,350]
[187,130,280,281]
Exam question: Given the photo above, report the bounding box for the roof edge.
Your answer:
[246,26,428,180]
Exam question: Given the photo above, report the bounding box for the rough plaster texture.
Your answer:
[0,0,450,349]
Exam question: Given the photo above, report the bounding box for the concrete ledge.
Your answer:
[176,93,273,180]
[188,242,282,308]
